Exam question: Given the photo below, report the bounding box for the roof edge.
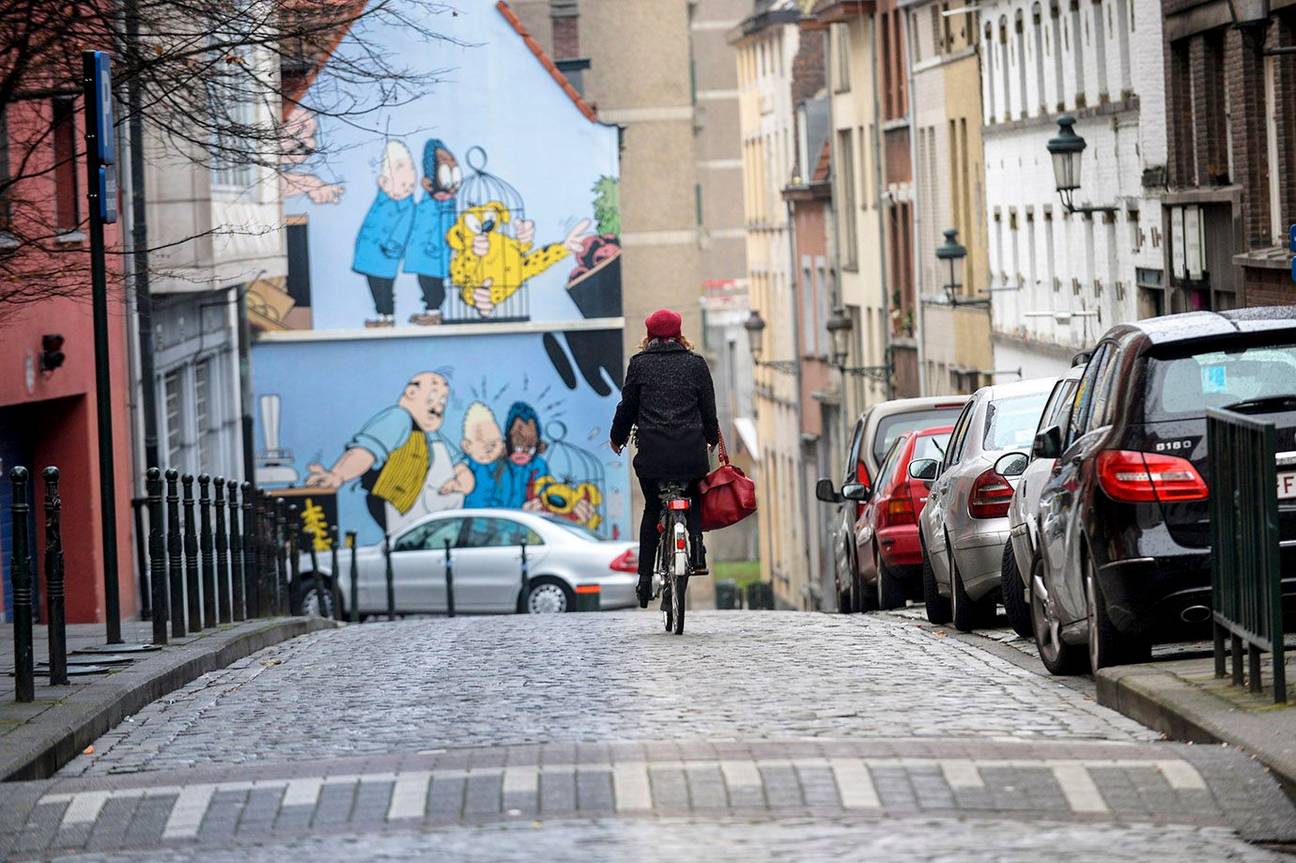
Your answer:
[495,1,600,124]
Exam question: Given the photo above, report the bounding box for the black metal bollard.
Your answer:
[287,504,301,616]
[181,475,201,633]
[347,531,359,624]
[383,532,396,620]
[131,497,150,621]
[213,479,231,624]
[145,469,168,645]
[165,469,186,638]
[42,468,68,686]
[274,499,289,616]
[329,526,342,621]
[257,492,271,617]
[10,467,34,702]
[241,483,257,618]
[198,475,216,627]
[519,539,530,613]
[227,482,244,622]
[443,538,456,618]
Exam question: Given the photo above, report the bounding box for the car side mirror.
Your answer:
[1032,425,1062,460]
[908,458,939,481]
[815,477,843,504]
[994,451,1029,478]
[842,482,871,502]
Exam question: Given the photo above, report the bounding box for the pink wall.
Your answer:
[0,94,136,623]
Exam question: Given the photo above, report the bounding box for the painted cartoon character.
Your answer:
[305,371,463,534]
[530,475,602,531]
[499,402,550,510]
[447,202,591,318]
[352,141,417,327]
[402,139,462,326]
[440,401,508,508]
[279,107,345,205]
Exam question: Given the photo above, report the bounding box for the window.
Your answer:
[1032,4,1046,112]
[833,25,851,92]
[194,358,212,469]
[999,16,1011,122]
[1115,0,1131,97]
[944,401,977,468]
[462,517,541,548]
[394,517,465,552]
[801,259,816,354]
[209,63,257,189]
[1092,0,1108,102]
[1067,343,1110,442]
[1038,378,1078,437]
[983,392,1051,450]
[930,6,942,56]
[1266,54,1283,245]
[164,370,184,469]
[1050,1,1065,110]
[1146,344,1296,420]
[837,129,858,268]
[1088,344,1121,427]
[1015,10,1028,119]
[1070,0,1085,107]
[861,124,873,208]
[52,98,79,231]
[984,24,997,121]
[874,407,965,466]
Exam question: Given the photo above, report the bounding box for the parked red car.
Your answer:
[855,425,954,610]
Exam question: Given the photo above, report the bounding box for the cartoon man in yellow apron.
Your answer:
[306,371,465,534]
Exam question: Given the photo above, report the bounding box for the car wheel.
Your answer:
[1000,542,1033,639]
[921,536,951,624]
[950,554,982,633]
[526,577,573,614]
[1085,556,1151,670]
[876,548,906,611]
[1031,556,1088,676]
[293,576,335,618]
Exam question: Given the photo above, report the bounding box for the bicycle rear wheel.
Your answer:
[672,574,687,634]
[662,579,673,631]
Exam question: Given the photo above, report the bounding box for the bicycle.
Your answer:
[654,481,693,635]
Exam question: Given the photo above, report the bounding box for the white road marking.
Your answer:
[830,759,881,809]
[281,778,323,808]
[162,785,215,839]
[386,771,432,820]
[1157,760,1207,790]
[1052,764,1109,813]
[61,790,112,826]
[612,762,653,811]
[941,759,985,789]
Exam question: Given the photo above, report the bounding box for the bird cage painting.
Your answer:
[530,421,608,537]
[446,146,531,323]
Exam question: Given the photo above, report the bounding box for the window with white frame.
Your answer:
[158,354,234,475]
[164,370,184,469]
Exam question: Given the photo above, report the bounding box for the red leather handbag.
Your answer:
[699,433,757,531]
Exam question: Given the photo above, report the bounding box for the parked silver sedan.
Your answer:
[294,509,640,616]
[914,378,1055,632]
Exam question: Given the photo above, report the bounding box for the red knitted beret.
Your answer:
[645,308,682,339]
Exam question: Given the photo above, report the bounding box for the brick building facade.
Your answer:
[1162,0,1296,309]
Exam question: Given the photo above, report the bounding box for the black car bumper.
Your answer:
[1097,547,1296,637]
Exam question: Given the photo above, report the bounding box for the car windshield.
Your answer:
[914,432,951,463]
[541,516,601,541]
[983,393,1050,451]
[1147,344,1296,420]
[872,408,963,465]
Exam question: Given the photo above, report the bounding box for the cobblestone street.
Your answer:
[3,611,1295,860]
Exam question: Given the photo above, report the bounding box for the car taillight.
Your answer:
[883,495,916,526]
[969,468,1014,519]
[609,549,638,573]
[1097,450,1208,503]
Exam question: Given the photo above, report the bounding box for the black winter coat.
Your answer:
[610,341,721,480]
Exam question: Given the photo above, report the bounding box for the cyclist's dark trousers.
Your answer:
[637,476,703,579]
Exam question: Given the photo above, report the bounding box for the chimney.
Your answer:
[551,0,590,94]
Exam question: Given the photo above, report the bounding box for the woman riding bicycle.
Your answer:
[610,308,721,607]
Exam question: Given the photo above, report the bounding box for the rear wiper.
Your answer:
[1221,394,1296,414]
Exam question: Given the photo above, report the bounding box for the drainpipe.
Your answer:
[871,12,894,402]
[904,5,926,396]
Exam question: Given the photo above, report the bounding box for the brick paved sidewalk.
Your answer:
[0,618,336,781]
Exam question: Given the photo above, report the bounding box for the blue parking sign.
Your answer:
[89,51,114,166]
[98,165,117,224]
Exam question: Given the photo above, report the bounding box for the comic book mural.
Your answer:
[252,334,629,547]
[252,2,628,542]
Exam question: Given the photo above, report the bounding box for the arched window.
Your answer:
[1016,9,1028,119]
[1092,0,1109,103]
[1050,1,1065,110]
[1033,3,1046,115]
[984,22,997,121]
[999,16,1010,123]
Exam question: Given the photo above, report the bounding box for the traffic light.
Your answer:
[40,334,65,371]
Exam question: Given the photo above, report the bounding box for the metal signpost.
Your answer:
[82,50,123,644]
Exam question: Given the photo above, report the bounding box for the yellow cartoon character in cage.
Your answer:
[447,201,591,318]
[530,475,602,532]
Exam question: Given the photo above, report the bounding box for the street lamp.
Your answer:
[1046,115,1117,216]
[935,228,986,307]
[824,307,892,386]
[744,309,797,374]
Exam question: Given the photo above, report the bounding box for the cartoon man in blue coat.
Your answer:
[353,141,417,327]
[402,139,462,326]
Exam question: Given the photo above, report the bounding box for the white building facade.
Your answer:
[979,0,1166,377]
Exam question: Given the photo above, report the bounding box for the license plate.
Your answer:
[1279,471,1296,500]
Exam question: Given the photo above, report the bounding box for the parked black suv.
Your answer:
[1029,307,1296,674]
